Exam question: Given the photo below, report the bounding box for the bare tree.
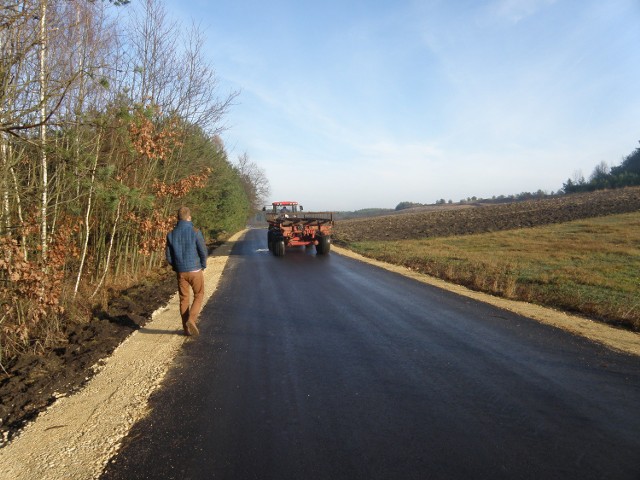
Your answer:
[171,21,238,135]
[122,1,237,135]
[126,0,179,106]
[1,2,82,139]
[589,161,610,182]
[235,152,270,211]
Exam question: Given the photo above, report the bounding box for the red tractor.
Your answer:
[263,201,333,256]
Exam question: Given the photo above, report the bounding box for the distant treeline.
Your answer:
[562,143,640,193]
[395,190,558,211]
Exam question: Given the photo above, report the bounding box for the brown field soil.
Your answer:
[0,266,178,447]
[333,187,640,242]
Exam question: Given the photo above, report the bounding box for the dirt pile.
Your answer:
[333,187,640,243]
[0,269,177,447]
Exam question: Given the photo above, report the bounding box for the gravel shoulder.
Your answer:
[0,231,245,480]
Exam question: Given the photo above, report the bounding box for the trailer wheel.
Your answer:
[316,235,331,255]
[274,239,285,257]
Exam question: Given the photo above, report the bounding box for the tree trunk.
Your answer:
[39,0,48,261]
[0,25,8,233]
[10,163,26,260]
[1,139,8,233]
[91,198,121,299]
[74,132,101,297]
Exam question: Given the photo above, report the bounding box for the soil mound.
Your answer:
[0,269,177,447]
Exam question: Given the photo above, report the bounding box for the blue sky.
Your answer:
[162,0,640,211]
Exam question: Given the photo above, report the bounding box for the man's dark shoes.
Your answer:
[186,320,199,336]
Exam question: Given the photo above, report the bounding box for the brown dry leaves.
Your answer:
[127,106,182,162]
[152,168,212,199]
[0,219,80,355]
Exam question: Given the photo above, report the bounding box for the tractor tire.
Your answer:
[267,231,274,251]
[316,235,331,255]
[274,239,285,257]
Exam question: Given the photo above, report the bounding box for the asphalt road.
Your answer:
[101,229,640,480]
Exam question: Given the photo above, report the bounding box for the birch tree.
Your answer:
[39,0,48,259]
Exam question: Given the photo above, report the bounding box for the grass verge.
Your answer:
[346,212,640,331]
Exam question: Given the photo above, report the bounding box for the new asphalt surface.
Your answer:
[101,229,640,480]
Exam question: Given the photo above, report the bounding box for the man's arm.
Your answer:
[196,231,207,270]
[165,234,174,267]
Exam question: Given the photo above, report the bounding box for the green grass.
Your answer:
[347,212,640,330]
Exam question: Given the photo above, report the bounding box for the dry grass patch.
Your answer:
[347,212,640,330]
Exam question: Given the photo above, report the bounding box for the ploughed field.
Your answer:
[333,187,640,242]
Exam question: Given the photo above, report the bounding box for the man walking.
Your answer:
[165,206,208,336]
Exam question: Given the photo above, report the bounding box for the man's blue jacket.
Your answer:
[165,220,207,272]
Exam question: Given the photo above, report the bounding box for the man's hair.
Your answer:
[178,206,191,221]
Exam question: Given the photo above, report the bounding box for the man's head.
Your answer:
[178,206,191,221]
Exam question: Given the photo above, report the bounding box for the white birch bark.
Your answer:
[91,199,121,299]
[39,0,49,261]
